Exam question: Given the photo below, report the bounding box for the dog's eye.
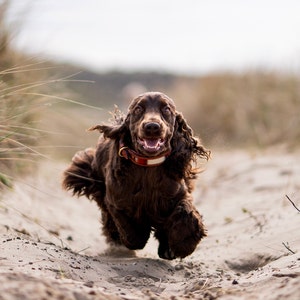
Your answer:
[162,106,171,115]
[134,106,143,115]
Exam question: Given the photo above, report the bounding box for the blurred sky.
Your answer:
[6,0,300,74]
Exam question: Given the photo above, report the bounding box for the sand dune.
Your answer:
[1,148,299,299]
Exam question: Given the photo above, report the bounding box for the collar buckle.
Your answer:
[118,146,129,159]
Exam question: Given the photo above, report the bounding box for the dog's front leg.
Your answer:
[108,206,151,250]
[166,197,206,259]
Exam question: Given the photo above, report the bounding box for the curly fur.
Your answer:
[62,92,210,260]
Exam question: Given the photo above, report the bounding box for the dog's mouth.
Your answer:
[138,138,165,153]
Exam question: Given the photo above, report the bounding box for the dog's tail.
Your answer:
[62,148,103,200]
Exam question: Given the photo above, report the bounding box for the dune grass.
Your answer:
[0,62,48,186]
[1,4,37,187]
[0,1,66,188]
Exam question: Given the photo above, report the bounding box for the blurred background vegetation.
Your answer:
[1,1,300,188]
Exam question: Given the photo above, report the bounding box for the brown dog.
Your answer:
[62,92,210,259]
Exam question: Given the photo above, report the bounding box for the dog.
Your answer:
[62,92,210,259]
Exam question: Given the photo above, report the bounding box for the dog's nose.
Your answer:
[144,122,161,136]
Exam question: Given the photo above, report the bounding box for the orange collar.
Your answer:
[118,143,170,167]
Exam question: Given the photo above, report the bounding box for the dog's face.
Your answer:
[127,92,176,157]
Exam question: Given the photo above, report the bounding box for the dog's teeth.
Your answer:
[145,139,159,148]
[143,139,164,150]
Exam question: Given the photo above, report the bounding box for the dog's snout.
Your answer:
[144,122,161,136]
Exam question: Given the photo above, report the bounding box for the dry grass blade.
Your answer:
[285,195,300,213]
[3,137,50,159]
[0,171,13,188]
[23,92,103,110]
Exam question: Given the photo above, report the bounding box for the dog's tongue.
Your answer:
[145,139,159,148]
[142,138,164,152]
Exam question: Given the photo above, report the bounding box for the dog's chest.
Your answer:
[110,166,181,217]
[133,167,175,193]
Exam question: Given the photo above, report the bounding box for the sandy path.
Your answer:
[0,149,299,299]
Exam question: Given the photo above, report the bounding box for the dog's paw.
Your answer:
[162,248,176,260]
[122,236,148,250]
[167,207,206,258]
[158,243,176,260]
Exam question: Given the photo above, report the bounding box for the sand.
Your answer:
[1,148,300,300]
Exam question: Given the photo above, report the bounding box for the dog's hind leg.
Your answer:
[63,148,97,197]
[100,205,122,246]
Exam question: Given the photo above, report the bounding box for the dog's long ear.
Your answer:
[169,112,210,184]
[172,112,210,161]
[89,113,130,140]
[89,122,127,139]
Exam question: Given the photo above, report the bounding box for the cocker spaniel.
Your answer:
[62,92,210,260]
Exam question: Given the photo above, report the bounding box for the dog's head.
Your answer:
[126,92,176,156]
[90,92,210,162]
